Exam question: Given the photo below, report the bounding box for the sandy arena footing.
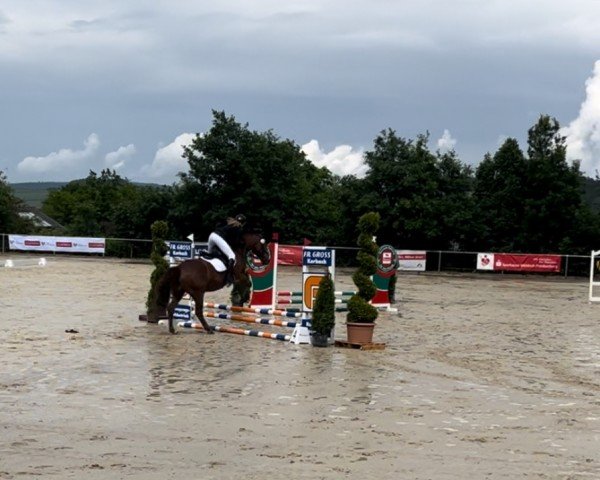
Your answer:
[0,255,599,479]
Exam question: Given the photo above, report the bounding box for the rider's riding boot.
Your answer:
[225,258,235,286]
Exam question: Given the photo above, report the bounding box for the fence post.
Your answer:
[438,251,442,272]
[564,254,569,278]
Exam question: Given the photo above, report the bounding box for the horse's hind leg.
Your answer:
[167,288,184,334]
[191,291,213,334]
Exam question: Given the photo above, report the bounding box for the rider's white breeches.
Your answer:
[208,233,236,262]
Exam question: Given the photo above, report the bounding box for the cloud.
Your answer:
[563,60,600,176]
[17,133,100,176]
[105,143,135,170]
[301,140,367,177]
[436,129,457,152]
[0,10,10,28]
[141,133,196,182]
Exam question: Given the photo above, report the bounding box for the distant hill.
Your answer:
[10,180,166,209]
[10,182,68,208]
[14,178,600,213]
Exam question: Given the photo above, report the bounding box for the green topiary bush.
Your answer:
[146,220,170,316]
[311,274,336,335]
[346,212,380,324]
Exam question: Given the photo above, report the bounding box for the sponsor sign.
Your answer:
[493,253,561,273]
[278,245,303,266]
[397,250,426,272]
[377,245,398,273]
[246,248,271,272]
[302,273,327,311]
[302,247,333,267]
[174,304,192,321]
[477,253,561,273]
[477,253,494,270]
[9,235,105,254]
[169,241,192,259]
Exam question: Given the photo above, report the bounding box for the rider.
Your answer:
[207,214,247,286]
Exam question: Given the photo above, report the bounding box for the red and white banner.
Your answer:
[477,252,561,273]
[9,235,106,254]
[277,245,303,266]
[397,250,426,271]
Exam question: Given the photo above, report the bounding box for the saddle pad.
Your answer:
[200,257,227,272]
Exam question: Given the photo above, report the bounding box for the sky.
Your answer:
[1,1,600,185]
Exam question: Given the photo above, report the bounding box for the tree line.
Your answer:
[1,110,599,255]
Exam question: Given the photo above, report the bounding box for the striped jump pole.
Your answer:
[203,311,298,328]
[275,298,303,305]
[276,298,348,305]
[277,290,356,297]
[203,302,302,318]
[177,322,291,342]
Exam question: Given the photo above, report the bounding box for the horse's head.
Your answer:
[241,230,271,267]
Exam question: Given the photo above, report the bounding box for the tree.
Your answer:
[43,169,175,244]
[347,212,379,323]
[361,130,436,248]
[311,274,336,336]
[521,115,587,252]
[473,138,527,251]
[435,149,476,250]
[180,110,344,244]
[0,170,34,234]
[361,129,475,249]
[146,220,170,318]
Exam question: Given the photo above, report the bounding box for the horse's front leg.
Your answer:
[166,302,176,334]
[167,289,184,334]
[192,292,213,334]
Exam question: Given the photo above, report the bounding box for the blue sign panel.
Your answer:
[174,304,192,320]
[169,241,192,259]
[302,247,333,266]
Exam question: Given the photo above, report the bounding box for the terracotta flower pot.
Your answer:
[346,322,375,344]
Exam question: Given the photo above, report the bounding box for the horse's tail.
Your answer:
[148,266,179,322]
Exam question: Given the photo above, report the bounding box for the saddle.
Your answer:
[196,249,229,272]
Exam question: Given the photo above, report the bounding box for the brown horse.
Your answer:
[149,230,270,334]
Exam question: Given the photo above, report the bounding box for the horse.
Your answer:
[148,229,270,334]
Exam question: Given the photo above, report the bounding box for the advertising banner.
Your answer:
[397,250,426,271]
[493,253,561,273]
[9,235,105,254]
[477,253,495,270]
[278,245,303,266]
[302,247,333,267]
[477,252,561,273]
[169,241,192,259]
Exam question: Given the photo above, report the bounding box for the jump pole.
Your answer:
[203,311,298,328]
[589,250,600,302]
[277,290,356,297]
[203,301,302,318]
[159,320,292,342]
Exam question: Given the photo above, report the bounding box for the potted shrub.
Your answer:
[346,212,380,344]
[310,274,336,347]
[146,220,169,323]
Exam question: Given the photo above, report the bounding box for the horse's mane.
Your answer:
[242,223,263,235]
